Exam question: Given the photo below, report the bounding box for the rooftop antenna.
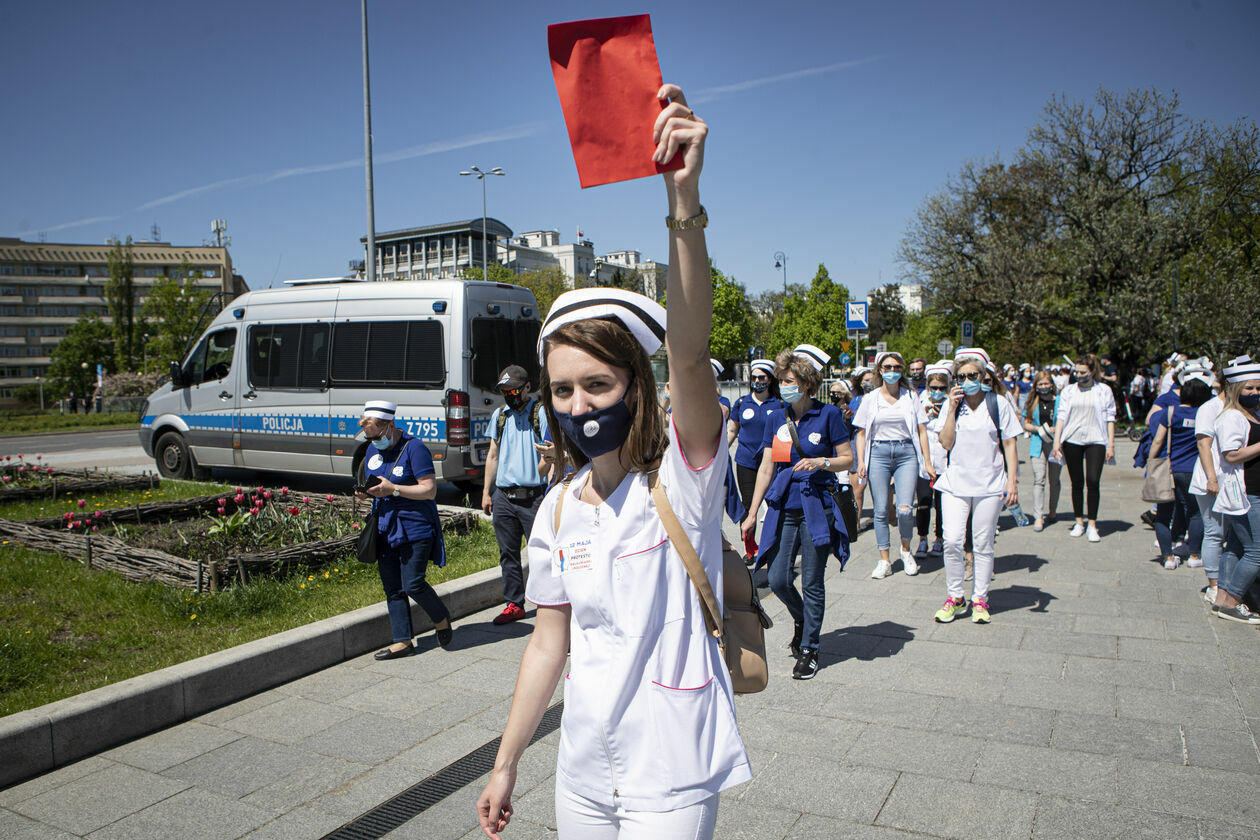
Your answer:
[204,219,231,248]
[37,231,47,243]
[150,222,161,241]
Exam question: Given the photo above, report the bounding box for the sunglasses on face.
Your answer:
[958,371,983,381]
[881,364,904,372]
[751,374,769,381]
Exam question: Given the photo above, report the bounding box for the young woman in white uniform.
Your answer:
[1051,354,1117,543]
[930,348,1022,624]
[477,86,750,840]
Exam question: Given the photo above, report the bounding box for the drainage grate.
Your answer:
[320,701,564,840]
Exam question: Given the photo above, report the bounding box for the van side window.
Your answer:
[248,323,331,390]
[330,320,445,388]
[470,318,541,391]
[185,327,237,384]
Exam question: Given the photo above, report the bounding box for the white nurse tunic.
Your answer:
[524,421,752,811]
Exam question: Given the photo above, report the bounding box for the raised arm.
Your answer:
[655,83,718,467]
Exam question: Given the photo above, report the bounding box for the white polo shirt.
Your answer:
[931,396,1023,498]
[524,421,752,811]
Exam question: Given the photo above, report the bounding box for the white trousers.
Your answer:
[555,780,718,840]
[941,492,1004,602]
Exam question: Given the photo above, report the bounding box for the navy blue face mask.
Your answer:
[554,398,634,459]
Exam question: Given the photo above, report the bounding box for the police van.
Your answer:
[139,279,541,489]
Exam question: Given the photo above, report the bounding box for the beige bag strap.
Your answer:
[647,470,724,643]
[552,476,571,532]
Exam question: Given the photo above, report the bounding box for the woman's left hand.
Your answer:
[1106,445,1115,462]
[654,84,706,193]
[792,457,824,473]
[926,466,937,483]
[1005,482,1019,507]
[368,478,396,498]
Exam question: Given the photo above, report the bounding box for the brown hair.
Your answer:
[1075,353,1102,380]
[1024,370,1057,423]
[774,348,823,397]
[539,318,667,477]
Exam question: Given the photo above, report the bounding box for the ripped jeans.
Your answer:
[867,440,919,551]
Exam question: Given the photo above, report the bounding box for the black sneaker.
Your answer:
[792,649,819,680]
[435,624,453,648]
[788,621,803,657]
[1140,510,1156,527]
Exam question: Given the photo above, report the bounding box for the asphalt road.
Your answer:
[0,427,476,503]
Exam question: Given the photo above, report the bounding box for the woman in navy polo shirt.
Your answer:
[728,358,782,560]
[356,400,453,660]
[1149,376,1213,570]
[741,344,852,681]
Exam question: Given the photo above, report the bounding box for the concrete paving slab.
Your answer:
[238,755,369,816]
[1049,711,1185,764]
[1180,724,1260,774]
[1061,655,1171,690]
[874,773,1037,840]
[8,765,189,836]
[217,694,357,745]
[1029,795,1199,840]
[99,721,241,773]
[1115,684,1245,727]
[162,737,321,800]
[971,741,1119,801]
[0,808,81,840]
[1116,758,1260,823]
[82,786,272,840]
[239,806,347,840]
[710,797,800,840]
[737,752,898,824]
[929,700,1055,748]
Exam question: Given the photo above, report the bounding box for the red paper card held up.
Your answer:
[548,14,684,189]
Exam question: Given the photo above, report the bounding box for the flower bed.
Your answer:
[0,454,159,502]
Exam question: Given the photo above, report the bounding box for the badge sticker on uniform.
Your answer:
[771,424,793,463]
[742,407,755,420]
[552,539,594,575]
[391,465,405,477]
[808,432,822,445]
[367,454,384,470]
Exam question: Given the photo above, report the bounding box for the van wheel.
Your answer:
[155,432,194,479]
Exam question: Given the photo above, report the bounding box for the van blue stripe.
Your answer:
[141,413,491,443]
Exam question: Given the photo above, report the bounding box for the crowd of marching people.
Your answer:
[721,343,1260,659]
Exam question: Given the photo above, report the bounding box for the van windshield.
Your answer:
[470,318,541,391]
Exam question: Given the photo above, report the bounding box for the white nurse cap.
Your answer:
[362,400,397,421]
[793,344,830,371]
[537,287,667,360]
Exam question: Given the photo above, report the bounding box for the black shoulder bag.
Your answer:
[785,410,858,538]
[356,441,412,564]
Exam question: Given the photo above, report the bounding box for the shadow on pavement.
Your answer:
[436,614,537,652]
[1095,518,1134,537]
[991,583,1056,615]
[819,621,914,664]
[1000,552,1049,574]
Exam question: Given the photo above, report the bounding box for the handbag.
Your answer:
[1140,406,1176,504]
[553,469,771,694]
[649,472,771,694]
[785,414,857,538]
[355,441,412,564]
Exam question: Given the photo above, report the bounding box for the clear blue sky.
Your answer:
[4,0,1258,299]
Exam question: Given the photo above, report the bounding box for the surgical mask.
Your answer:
[370,429,395,450]
[981,383,993,393]
[554,398,633,459]
[961,379,982,396]
[928,388,947,402]
[750,380,768,394]
[780,384,802,404]
[910,370,925,382]
[1076,374,1092,386]
[861,380,876,393]
[882,371,902,385]
[1240,393,1260,409]
[1036,388,1054,397]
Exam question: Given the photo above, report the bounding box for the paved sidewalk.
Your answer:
[2,441,1258,839]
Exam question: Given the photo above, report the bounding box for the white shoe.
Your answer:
[871,559,892,579]
[901,550,919,576]
[1203,586,1217,605]
[915,539,928,558]
[1187,555,1203,568]
[929,540,943,556]
[1086,524,1101,543]
[1070,522,1086,538]
[1164,556,1180,570]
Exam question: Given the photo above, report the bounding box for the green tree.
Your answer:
[105,236,138,371]
[867,283,906,342]
[141,264,215,373]
[767,264,851,361]
[708,264,753,364]
[47,313,113,400]
[899,86,1260,369]
[464,265,573,316]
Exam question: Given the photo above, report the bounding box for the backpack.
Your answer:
[496,398,544,445]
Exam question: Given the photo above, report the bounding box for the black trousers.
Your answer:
[492,487,543,606]
[736,457,762,513]
[1062,442,1106,520]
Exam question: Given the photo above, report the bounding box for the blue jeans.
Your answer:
[1154,472,1202,557]
[378,536,450,643]
[767,509,831,651]
[1195,493,1224,580]
[1220,496,1260,600]
[867,440,919,550]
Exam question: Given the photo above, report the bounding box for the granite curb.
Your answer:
[0,557,509,789]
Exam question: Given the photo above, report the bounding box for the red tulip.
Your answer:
[77,499,86,508]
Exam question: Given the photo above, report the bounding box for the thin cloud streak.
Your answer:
[690,57,881,104]
[18,215,120,237]
[136,121,548,211]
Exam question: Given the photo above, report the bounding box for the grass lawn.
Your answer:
[0,485,499,717]
[0,411,139,435]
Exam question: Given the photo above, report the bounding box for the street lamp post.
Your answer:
[459,166,505,284]
[35,376,43,412]
[773,251,788,295]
